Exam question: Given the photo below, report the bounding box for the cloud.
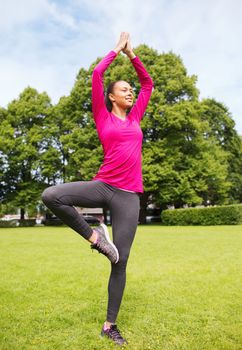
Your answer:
[44,1,79,30]
[0,0,93,106]
[0,0,79,31]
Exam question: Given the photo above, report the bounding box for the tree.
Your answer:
[132,47,231,213]
[0,107,10,201]
[201,98,242,203]
[0,87,51,219]
[142,99,231,209]
[39,74,103,184]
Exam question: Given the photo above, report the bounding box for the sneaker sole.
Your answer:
[100,223,119,264]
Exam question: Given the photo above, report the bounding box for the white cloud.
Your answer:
[44,1,79,30]
[0,0,78,31]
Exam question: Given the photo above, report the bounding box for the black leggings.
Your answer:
[41,180,140,323]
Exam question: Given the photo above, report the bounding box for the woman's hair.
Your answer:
[105,82,117,112]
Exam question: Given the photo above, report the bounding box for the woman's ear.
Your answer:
[109,93,115,103]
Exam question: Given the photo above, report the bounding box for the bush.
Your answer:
[0,219,19,228]
[161,204,242,225]
[18,219,36,227]
[0,219,37,228]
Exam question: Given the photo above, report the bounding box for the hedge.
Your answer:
[0,219,19,228]
[0,219,36,228]
[18,219,36,227]
[161,204,242,225]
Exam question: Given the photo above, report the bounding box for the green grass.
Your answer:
[0,225,241,350]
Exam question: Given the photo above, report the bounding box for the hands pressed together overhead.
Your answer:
[114,32,136,60]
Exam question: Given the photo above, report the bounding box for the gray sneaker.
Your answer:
[91,223,119,264]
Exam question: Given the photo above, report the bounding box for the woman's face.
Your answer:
[109,81,134,110]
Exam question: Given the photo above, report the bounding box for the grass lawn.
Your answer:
[0,225,241,350]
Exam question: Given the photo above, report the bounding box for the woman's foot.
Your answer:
[90,224,119,264]
[101,324,128,346]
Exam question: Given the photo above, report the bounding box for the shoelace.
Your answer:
[107,325,124,341]
[91,241,108,256]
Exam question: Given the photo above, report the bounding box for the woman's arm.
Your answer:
[123,37,154,122]
[92,33,129,123]
[92,51,117,122]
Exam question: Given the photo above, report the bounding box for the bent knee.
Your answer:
[114,254,129,270]
[41,186,59,206]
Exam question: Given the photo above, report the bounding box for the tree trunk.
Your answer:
[139,192,149,224]
[20,208,25,220]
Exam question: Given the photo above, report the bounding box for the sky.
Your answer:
[1,0,242,134]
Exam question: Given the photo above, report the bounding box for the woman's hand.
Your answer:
[113,32,129,54]
[122,36,136,59]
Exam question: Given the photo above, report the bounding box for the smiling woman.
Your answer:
[41,32,153,346]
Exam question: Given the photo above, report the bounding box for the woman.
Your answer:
[42,32,153,346]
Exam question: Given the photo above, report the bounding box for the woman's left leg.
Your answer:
[106,189,140,324]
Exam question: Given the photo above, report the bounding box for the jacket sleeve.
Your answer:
[92,50,117,123]
[129,56,154,122]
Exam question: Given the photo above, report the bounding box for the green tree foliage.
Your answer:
[134,47,231,208]
[60,69,103,181]
[142,104,231,208]
[201,98,242,203]
[0,107,9,192]
[0,87,51,218]
[40,75,103,183]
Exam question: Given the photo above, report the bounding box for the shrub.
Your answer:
[0,220,19,228]
[161,204,242,225]
[18,219,36,227]
[0,219,37,228]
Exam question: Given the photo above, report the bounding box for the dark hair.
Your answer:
[105,82,117,112]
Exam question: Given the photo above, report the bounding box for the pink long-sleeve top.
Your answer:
[92,50,153,193]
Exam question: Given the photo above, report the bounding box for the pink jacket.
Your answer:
[92,50,153,193]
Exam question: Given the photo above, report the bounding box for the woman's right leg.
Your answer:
[41,180,112,240]
[41,180,119,264]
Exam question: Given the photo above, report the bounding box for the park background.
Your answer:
[0,1,242,349]
[1,0,242,220]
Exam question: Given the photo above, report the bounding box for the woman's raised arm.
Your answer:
[92,32,129,123]
[123,36,153,122]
